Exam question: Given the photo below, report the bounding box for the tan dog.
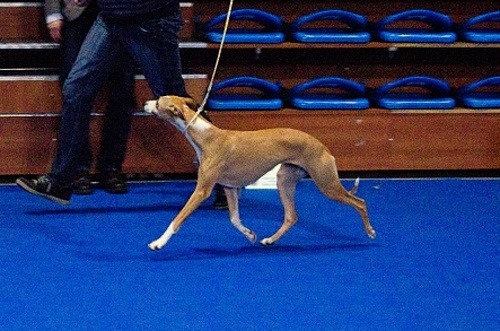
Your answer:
[144,95,376,250]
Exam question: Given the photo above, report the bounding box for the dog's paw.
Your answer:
[148,240,164,251]
[245,230,257,244]
[260,238,275,246]
[366,228,376,239]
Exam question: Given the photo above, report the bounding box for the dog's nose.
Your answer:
[144,100,157,114]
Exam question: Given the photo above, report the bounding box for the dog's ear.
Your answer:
[183,97,198,111]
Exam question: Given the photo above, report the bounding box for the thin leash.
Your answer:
[186,0,235,129]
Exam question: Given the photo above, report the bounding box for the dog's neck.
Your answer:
[180,107,212,134]
[184,116,212,136]
[180,111,221,162]
[184,109,202,131]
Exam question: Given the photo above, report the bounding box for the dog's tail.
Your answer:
[349,177,360,195]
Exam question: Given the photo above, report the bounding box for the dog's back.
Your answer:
[213,128,330,185]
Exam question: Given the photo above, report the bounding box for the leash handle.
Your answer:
[188,0,235,128]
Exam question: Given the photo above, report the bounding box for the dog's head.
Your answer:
[144,95,198,130]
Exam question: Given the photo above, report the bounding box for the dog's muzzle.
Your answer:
[144,100,157,114]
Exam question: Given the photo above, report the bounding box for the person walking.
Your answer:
[45,0,135,194]
[18,0,228,208]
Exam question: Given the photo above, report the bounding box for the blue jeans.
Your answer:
[58,2,135,176]
[51,9,187,186]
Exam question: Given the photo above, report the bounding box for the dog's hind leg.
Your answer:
[225,187,257,243]
[335,190,376,239]
[308,154,376,239]
[261,163,306,246]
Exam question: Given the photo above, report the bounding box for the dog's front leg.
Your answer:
[225,187,257,243]
[148,185,214,251]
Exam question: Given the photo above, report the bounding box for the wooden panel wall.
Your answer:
[0,76,206,175]
[0,4,47,39]
[0,0,499,176]
[210,110,500,171]
[0,2,193,40]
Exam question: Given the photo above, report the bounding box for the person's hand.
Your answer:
[74,0,90,6]
[47,20,64,43]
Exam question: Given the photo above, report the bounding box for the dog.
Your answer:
[144,95,376,250]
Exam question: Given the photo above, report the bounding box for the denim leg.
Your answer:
[58,4,98,85]
[59,22,88,86]
[120,10,188,97]
[58,10,99,174]
[97,51,136,173]
[50,17,119,186]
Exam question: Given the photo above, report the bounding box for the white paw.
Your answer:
[260,238,275,246]
[148,239,164,251]
[367,228,377,239]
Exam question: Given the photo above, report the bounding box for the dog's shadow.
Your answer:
[157,241,374,261]
[16,200,377,263]
[73,235,377,263]
[70,242,375,263]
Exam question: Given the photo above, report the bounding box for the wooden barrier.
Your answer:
[0,0,498,176]
[0,2,194,41]
[0,74,206,175]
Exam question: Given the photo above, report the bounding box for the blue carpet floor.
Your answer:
[0,178,498,330]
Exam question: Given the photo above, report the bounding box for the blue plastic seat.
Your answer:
[375,76,456,109]
[290,77,369,110]
[376,9,457,43]
[290,9,371,43]
[457,76,500,108]
[207,76,283,110]
[204,9,285,43]
[460,11,500,43]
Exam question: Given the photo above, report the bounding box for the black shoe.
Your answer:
[100,171,128,194]
[212,185,228,210]
[16,175,72,205]
[71,174,93,195]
